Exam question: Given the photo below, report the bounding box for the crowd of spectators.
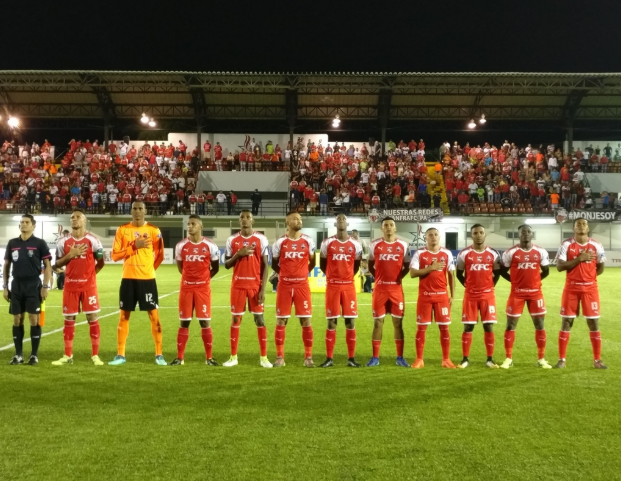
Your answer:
[0,138,267,215]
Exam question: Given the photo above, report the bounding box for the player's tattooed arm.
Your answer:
[540,265,550,280]
[456,268,466,287]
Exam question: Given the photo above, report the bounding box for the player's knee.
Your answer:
[586,318,599,331]
[199,320,210,329]
[253,315,265,327]
[532,317,544,330]
[373,318,384,329]
[13,316,22,326]
[345,318,355,329]
[28,314,39,326]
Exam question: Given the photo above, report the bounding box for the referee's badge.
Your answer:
[12,250,18,261]
[28,250,33,258]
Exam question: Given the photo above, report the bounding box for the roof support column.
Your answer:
[377,77,394,159]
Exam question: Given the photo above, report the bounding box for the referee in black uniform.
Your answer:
[3,214,53,365]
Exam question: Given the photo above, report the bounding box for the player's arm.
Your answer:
[176,259,183,274]
[319,253,327,275]
[3,252,11,300]
[492,259,501,286]
[556,251,594,272]
[53,244,88,269]
[111,227,135,261]
[224,245,253,269]
[499,264,511,282]
[41,258,52,299]
[258,254,269,304]
[455,268,466,287]
[210,259,220,278]
[153,231,164,270]
[410,260,444,278]
[271,255,280,274]
[308,251,316,273]
[540,265,550,280]
[398,260,410,281]
[447,268,455,304]
[596,262,604,276]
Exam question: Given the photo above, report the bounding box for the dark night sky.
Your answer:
[3,0,621,72]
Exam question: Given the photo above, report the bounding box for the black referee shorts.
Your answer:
[119,278,159,312]
[9,278,42,315]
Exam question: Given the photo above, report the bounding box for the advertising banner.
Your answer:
[368,208,443,223]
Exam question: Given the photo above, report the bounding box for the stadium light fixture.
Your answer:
[467,119,476,129]
[7,116,19,128]
[332,115,341,128]
[479,114,487,124]
[140,113,149,124]
[148,118,156,127]
[524,218,556,225]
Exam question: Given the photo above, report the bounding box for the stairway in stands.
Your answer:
[426,163,450,214]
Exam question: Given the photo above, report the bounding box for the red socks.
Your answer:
[257,326,267,357]
[63,320,75,357]
[89,320,100,356]
[484,331,495,357]
[415,324,428,360]
[395,338,404,358]
[589,331,602,360]
[325,329,336,358]
[558,331,570,360]
[275,325,286,358]
[346,328,356,358]
[462,332,473,357]
[177,327,189,360]
[201,327,213,359]
[535,329,546,360]
[504,330,515,358]
[439,325,450,360]
[230,325,240,356]
[302,326,313,358]
[372,339,382,358]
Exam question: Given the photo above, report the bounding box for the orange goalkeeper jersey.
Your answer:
[112,222,164,279]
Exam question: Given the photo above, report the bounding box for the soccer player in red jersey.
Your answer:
[555,218,607,369]
[366,217,410,367]
[318,214,363,368]
[223,210,272,368]
[498,224,552,369]
[51,210,105,365]
[271,211,316,367]
[170,215,220,365]
[409,227,456,369]
[455,224,501,368]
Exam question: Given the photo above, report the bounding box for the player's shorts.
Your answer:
[325,283,358,319]
[462,296,497,324]
[372,288,404,318]
[119,278,159,311]
[560,289,601,319]
[506,294,546,318]
[275,283,312,318]
[179,288,211,320]
[231,287,264,315]
[417,298,451,325]
[62,286,100,316]
[8,277,42,315]
[204,151,211,159]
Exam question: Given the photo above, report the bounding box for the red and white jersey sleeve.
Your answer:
[56,234,102,292]
[368,238,410,287]
[502,245,549,296]
[226,232,269,290]
[410,247,454,300]
[272,234,315,285]
[557,237,605,292]
[320,236,362,285]
[175,237,220,289]
[456,246,499,299]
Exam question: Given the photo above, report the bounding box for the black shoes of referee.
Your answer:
[319,357,361,368]
[9,355,37,365]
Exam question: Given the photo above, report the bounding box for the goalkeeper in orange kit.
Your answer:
[109,201,166,365]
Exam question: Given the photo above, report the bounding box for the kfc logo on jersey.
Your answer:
[470,264,490,271]
[284,251,305,259]
[517,262,538,269]
[332,254,352,261]
[185,255,206,262]
[379,254,400,261]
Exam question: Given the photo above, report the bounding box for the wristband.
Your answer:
[3,285,8,289]
[42,285,50,289]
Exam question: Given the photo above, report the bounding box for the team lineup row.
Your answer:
[3,205,607,370]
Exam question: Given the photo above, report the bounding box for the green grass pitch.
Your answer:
[0,265,620,481]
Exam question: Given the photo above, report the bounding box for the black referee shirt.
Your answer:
[4,235,51,280]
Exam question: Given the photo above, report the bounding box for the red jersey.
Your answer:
[56,234,103,292]
[502,245,550,297]
[368,238,410,288]
[556,237,606,292]
[456,246,499,299]
[175,237,220,290]
[272,234,316,285]
[225,232,269,289]
[320,236,363,285]
[410,247,455,301]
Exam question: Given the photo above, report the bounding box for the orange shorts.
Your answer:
[325,283,357,319]
[179,289,211,320]
[506,294,546,318]
[561,289,600,319]
[417,299,451,325]
[462,296,497,324]
[63,287,100,316]
[276,283,312,318]
[230,287,264,315]
[372,288,404,318]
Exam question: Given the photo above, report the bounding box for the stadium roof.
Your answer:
[1,70,620,126]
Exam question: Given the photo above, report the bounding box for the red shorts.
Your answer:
[506,294,546,318]
[276,283,312,318]
[230,287,264,315]
[372,288,404,318]
[462,296,497,324]
[417,299,451,325]
[63,287,100,316]
[325,283,357,319]
[179,289,211,320]
[561,289,601,319]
